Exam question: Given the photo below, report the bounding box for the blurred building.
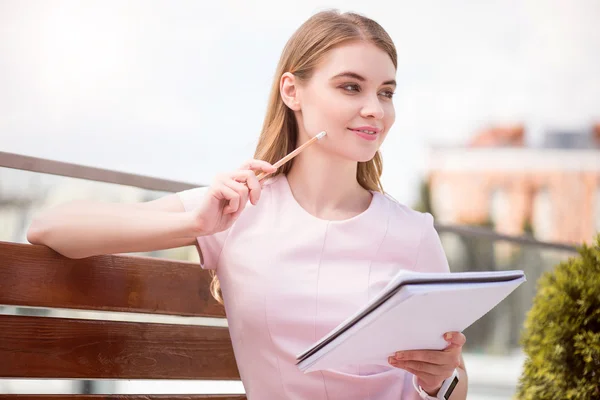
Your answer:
[427,123,600,245]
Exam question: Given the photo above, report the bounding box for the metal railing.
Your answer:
[0,151,200,193]
[435,224,578,252]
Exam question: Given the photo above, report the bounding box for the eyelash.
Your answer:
[340,83,395,99]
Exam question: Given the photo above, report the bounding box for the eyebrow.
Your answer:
[330,71,396,87]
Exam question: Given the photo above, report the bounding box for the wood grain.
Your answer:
[0,242,225,318]
[0,315,240,380]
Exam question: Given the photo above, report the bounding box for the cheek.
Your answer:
[300,91,356,134]
[385,103,396,127]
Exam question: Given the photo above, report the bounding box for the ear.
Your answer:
[280,72,301,111]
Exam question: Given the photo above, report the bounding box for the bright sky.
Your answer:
[1,0,599,204]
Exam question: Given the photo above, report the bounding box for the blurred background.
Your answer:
[1,0,599,399]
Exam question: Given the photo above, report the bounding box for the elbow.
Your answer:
[27,216,49,246]
[26,215,85,259]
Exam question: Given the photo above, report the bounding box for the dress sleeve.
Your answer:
[176,187,231,270]
[413,212,450,273]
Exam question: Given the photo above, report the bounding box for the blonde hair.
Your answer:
[210,10,398,304]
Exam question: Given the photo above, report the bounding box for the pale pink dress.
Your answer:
[177,174,450,400]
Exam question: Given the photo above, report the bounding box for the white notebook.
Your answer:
[296,269,526,373]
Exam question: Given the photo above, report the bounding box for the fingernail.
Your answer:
[445,333,453,341]
[395,352,404,360]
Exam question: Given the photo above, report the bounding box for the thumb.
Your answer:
[444,332,466,349]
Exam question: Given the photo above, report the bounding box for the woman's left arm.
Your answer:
[389,331,468,399]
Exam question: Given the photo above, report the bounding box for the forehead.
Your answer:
[312,40,396,83]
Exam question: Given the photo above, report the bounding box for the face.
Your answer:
[281,40,396,163]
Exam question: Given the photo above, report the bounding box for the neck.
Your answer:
[285,137,372,220]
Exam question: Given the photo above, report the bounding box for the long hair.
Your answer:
[210,10,397,304]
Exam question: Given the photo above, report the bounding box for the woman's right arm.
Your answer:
[26,159,276,259]
[26,194,199,259]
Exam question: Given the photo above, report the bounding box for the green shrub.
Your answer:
[516,235,600,399]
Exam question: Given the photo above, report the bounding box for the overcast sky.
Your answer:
[1,0,599,204]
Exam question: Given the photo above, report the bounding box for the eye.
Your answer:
[379,89,395,99]
[340,83,361,93]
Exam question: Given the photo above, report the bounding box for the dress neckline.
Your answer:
[274,174,381,224]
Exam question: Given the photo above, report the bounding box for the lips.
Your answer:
[349,126,382,135]
[348,126,382,141]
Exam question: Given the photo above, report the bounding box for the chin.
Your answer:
[347,150,379,163]
[324,137,380,163]
[356,154,378,163]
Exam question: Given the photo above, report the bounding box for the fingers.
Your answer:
[223,178,249,209]
[212,173,248,215]
[388,354,455,393]
[233,159,275,205]
[240,159,277,173]
[394,346,461,368]
[444,331,466,349]
[389,352,454,374]
[212,159,275,217]
[389,334,465,392]
[394,349,446,365]
[389,356,456,376]
[217,184,241,215]
[399,366,439,390]
[232,169,261,205]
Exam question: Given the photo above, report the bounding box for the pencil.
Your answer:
[256,131,327,181]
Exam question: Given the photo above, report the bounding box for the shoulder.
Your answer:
[378,191,449,273]
[378,191,435,235]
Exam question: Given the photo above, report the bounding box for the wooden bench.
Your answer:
[0,241,245,399]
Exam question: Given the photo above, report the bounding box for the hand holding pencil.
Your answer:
[191,131,326,236]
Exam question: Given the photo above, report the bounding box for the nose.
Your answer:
[360,94,385,120]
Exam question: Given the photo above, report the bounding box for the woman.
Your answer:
[27,10,468,400]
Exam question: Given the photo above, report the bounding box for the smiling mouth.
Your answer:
[349,128,379,135]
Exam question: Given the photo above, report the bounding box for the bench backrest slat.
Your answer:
[0,314,239,380]
[0,242,224,318]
